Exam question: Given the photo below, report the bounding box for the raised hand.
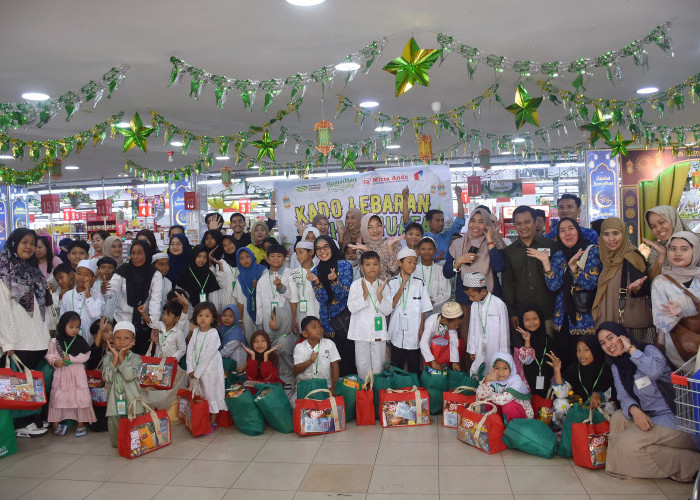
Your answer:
[619,335,634,353]
[295,220,307,236]
[242,344,255,357]
[545,351,561,373]
[386,234,405,249]
[516,326,531,345]
[628,276,647,294]
[454,185,462,196]
[642,238,666,259]
[660,301,682,317]
[307,269,319,284]
[174,291,188,308]
[568,248,585,273]
[376,280,387,300]
[435,250,445,261]
[401,186,409,197]
[273,275,283,289]
[348,243,368,252]
[264,344,280,362]
[327,268,338,282]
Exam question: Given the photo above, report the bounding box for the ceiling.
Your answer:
[1,0,699,189]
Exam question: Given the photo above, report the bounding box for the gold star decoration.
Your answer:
[505,85,543,130]
[117,112,154,153]
[382,37,442,97]
[250,129,283,162]
[606,131,634,158]
[582,109,613,147]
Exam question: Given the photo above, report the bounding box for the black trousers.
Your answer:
[390,345,421,374]
[1,349,48,429]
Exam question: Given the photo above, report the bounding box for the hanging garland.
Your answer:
[167,37,387,111]
[436,22,672,86]
[0,64,130,132]
[124,157,214,182]
[0,157,54,185]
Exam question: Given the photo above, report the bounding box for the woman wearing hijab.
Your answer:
[175,244,222,310]
[598,322,700,481]
[247,221,270,265]
[651,231,700,367]
[135,228,160,252]
[214,235,240,307]
[593,217,654,343]
[643,206,691,281]
[57,237,73,264]
[512,303,554,398]
[339,207,362,251]
[310,235,355,376]
[233,247,266,342]
[107,240,163,355]
[0,228,51,437]
[529,217,601,367]
[102,235,124,266]
[166,233,190,284]
[354,213,401,281]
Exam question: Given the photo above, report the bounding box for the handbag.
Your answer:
[225,385,265,436]
[442,386,476,428]
[177,380,211,437]
[253,382,293,434]
[139,343,178,390]
[0,409,17,458]
[571,245,596,314]
[379,386,430,428]
[335,374,362,421]
[559,404,608,458]
[420,368,449,415]
[0,354,47,410]
[294,388,346,436]
[296,378,329,401]
[617,260,654,330]
[663,274,700,361]
[502,418,558,458]
[356,371,376,426]
[329,307,351,338]
[571,407,610,469]
[456,401,506,455]
[531,388,555,426]
[118,398,171,459]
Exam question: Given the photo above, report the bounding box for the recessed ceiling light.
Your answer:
[116,122,131,128]
[511,138,525,143]
[0,155,14,160]
[215,156,230,161]
[65,165,79,170]
[385,144,400,149]
[636,87,659,95]
[359,100,379,108]
[685,142,697,146]
[22,92,49,101]
[335,61,361,72]
[170,141,184,147]
[285,0,326,5]
[375,126,393,132]
[500,150,513,155]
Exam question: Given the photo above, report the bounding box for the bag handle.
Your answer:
[466,400,497,439]
[386,385,419,393]
[363,371,374,391]
[146,342,154,357]
[305,388,332,399]
[663,274,700,311]
[583,406,610,424]
[303,388,340,429]
[6,354,35,396]
[386,386,423,420]
[453,386,477,394]
[188,378,202,397]
[127,397,163,445]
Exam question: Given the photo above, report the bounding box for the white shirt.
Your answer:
[419,312,460,363]
[0,284,50,353]
[152,316,189,360]
[60,288,104,345]
[347,278,393,342]
[287,266,320,329]
[386,276,433,349]
[412,262,451,313]
[467,292,509,376]
[255,266,291,334]
[215,261,240,308]
[293,338,341,389]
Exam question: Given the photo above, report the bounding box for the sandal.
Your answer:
[204,423,218,436]
[74,426,87,437]
[54,424,67,436]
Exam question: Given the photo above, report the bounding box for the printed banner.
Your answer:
[9,186,28,231]
[272,165,452,246]
[0,188,7,249]
[586,150,620,221]
[169,178,190,227]
[480,180,522,198]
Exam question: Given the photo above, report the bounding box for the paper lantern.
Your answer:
[479,149,491,171]
[220,166,232,188]
[314,120,334,155]
[418,134,433,163]
[50,159,62,180]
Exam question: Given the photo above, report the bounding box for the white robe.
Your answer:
[60,288,104,345]
[255,267,291,335]
[412,262,452,316]
[186,327,226,413]
[467,293,509,377]
[215,261,240,308]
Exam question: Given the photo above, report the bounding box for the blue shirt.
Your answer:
[311,260,353,336]
[545,220,599,245]
[425,217,465,262]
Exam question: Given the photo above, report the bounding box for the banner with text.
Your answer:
[586,150,620,222]
[273,165,452,247]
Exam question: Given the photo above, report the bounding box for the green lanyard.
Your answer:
[421,264,433,289]
[478,294,493,338]
[72,291,86,316]
[63,335,77,355]
[193,328,208,366]
[533,337,548,375]
[400,277,411,314]
[300,267,308,298]
[578,363,605,400]
[227,263,238,292]
[269,271,279,298]
[189,267,210,294]
[115,353,130,395]
[160,326,176,344]
[436,315,447,337]
[365,279,380,313]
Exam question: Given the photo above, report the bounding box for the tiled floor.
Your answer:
[0,416,693,500]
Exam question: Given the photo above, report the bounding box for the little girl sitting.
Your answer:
[219,304,248,370]
[513,303,555,399]
[240,330,283,391]
[476,351,534,421]
[45,311,96,436]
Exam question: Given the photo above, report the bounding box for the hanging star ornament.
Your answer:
[582,109,613,147]
[606,131,634,158]
[250,129,283,162]
[382,37,442,97]
[505,85,543,130]
[117,112,154,152]
[341,150,358,170]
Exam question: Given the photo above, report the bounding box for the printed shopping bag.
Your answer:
[559,404,607,458]
[335,374,362,422]
[118,398,171,459]
[420,367,448,415]
[502,418,558,458]
[225,385,265,436]
[176,381,210,437]
[86,360,107,407]
[223,358,246,387]
[294,388,346,436]
[379,386,430,428]
[530,388,555,426]
[456,401,506,455]
[571,408,610,469]
[0,409,17,458]
[253,382,293,434]
[296,378,329,401]
[216,410,234,428]
[139,345,177,390]
[0,354,47,410]
[372,368,394,418]
[10,358,53,419]
[356,372,375,426]
[442,386,477,428]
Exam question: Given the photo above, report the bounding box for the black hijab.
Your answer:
[176,244,220,306]
[517,302,553,396]
[557,217,591,320]
[135,229,159,252]
[115,240,157,308]
[315,235,341,300]
[55,311,90,356]
[0,228,47,320]
[220,235,238,267]
[201,229,223,260]
[563,333,612,402]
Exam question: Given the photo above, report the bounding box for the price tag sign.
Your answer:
[96,199,112,216]
[40,194,60,214]
[238,198,251,214]
[184,192,199,210]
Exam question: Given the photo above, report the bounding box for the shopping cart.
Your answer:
[671,355,700,500]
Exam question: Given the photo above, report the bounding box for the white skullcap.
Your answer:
[113,321,135,334]
[76,259,97,274]
[462,272,487,288]
[397,247,417,261]
[441,301,463,319]
[296,241,314,250]
[151,252,169,263]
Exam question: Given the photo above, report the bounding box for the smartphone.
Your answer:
[466,246,479,265]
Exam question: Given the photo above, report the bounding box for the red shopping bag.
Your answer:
[294,388,346,436]
[356,371,375,426]
[571,408,610,469]
[456,401,506,455]
[378,386,431,428]
[0,354,47,410]
[216,410,234,428]
[531,389,554,426]
[139,344,178,390]
[442,386,477,428]
[86,369,107,407]
[118,398,171,459]
[177,381,210,437]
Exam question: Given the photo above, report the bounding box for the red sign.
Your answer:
[116,222,126,237]
[184,192,199,210]
[138,201,153,217]
[460,189,469,205]
[238,198,251,214]
[63,208,76,221]
[523,183,536,195]
[96,199,112,216]
[467,176,482,197]
[29,214,35,223]
[41,194,60,214]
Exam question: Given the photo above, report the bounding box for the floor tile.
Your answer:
[153,485,228,500]
[234,462,310,490]
[437,422,460,442]
[440,465,511,495]
[313,440,379,464]
[380,424,437,443]
[500,448,571,466]
[575,466,663,495]
[268,431,326,442]
[506,465,586,495]
[196,434,266,461]
[84,481,163,500]
[294,493,366,499]
[39,431,105,455]
[110,457,189,484]
[254,439,321,463]
[149,434,210,459]
[324,423,383,442]
[368,465,439,495]
[588,495,667,500]
[443,495,513,500]
[653,477,695,495]
[53,454,130,481]
[366,494,438,500]
[18,478,102,500]
[0,452,80,478]
[515,496,587,500]
[376,441,438,465]
[438,442,503,466]
[298,464,372,493]
[169,459,247,488]
[224,490,295,500]
[0,477,44,500]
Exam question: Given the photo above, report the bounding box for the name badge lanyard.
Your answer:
[62,335,77,365]
[312,344,320,375]
[478,294,493,356]
[193,328,208,367]
[533,337,548,390]
[365,279,384,332]
[269,272,280,308]
[115,353,130,417]
[299,270,309,313]
[160,326,176,346]
[421,264,433,291]
[227,262,238,292]
[190,268,210,302]
[578,363,605,401]
[72,291,86,337]
[400,277,411,332]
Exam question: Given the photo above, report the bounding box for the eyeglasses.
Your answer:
[316,244,331,251]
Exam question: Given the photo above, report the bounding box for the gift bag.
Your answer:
[217,410,234,428]
[225,385,265,436]
[356,372,375,426]
[254,382,293,434]
[531,389,554,426]
[390,366,420,390]
[118,398,171,459]
[559,404,607,458]
[372,369,394,418]
[456,401,506,455]
[10,358,53,419]
[442,386,477,428]
[0,409,17,458]
[571,408,610,469]
[335,374,362,422]
[502,418,558,458]
[420,368,448,415]
[447,369,478,391]
[294,388,346,436]
[139,345,177,390]
[0,354,47,410]
[86,360,107,407]
[177,381,211,437]
[297,378,329,401]
[379,386,431,428]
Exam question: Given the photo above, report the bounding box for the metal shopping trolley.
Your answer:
[671,355,700,500]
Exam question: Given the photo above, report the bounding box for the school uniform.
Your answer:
[412,262,451,315]
[60,288,104,345]
[467,292,509,377]
[287,266,320,332]
[255,266,291,334]
[215,261,240,309]
[293,338,341,389]
[419,312,461,365]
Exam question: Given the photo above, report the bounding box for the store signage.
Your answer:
[480,180,522,198]
[184,191,199,210]
[467,176,482,197]
[460,190,469,204]
[138,200,153,217]
[40,194,61,214]
[238,198,251,214]
[585,150,620,224]
[9,186,28,230]
[63,208,76,221]
[169,179,190,226]
[96,199,112,216]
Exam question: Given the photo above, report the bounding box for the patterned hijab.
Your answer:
[0,228,47,320]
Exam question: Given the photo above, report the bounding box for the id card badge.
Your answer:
[635,376,652,390]
[535,376,545,390]
[271,301,279,310]
[299,300,308,313]
[199,293,207,303]
[401,316,409,331]
[374,316,383,331]
[116,394,127,417]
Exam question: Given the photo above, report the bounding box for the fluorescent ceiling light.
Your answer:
[335,62,360,71]
[0,155,14,160]
[636,87,658,95]
[22,92,49,101]
[359,100,379,108]
[385,144,400,149]
[500,151,513,155]
[65,165,79,170]
[215,156,230,161]
[511,138,525,143]
[170,141,184,147]
[375,126,393,132]
[285,0,326,5]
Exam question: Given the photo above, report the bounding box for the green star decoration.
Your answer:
[582,109,612,147]
[505,85,543,130]
[341,150,358,170]
[606,131,634,158]
[117,112,154,153]
[382,37,442,97]
[250,129,283,162]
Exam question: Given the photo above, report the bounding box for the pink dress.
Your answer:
[45,339,96,423]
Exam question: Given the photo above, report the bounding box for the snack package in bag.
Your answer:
[379,386,430,428]
[456,401,506,455]
[442,386,476,428]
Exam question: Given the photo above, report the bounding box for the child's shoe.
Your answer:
[74,426,87,437]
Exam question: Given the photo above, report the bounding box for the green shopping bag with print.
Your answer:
[253,382,293,434]
[420,369,449,415]
[559,404,607,458]
[225,386,265,436]
[0,409,17,458]
[297,379,329,401]
[334,375,362,421]
[447,369,478,391]
[223,358,246,387]
[390,366,419,389]
[372,370,394,418]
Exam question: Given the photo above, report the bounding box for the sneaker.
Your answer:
[15,423,49,438]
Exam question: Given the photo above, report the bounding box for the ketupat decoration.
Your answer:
[606,131,634,158]
[118,112,155,153]
[314,120,334,155]
[505,85,543,130]
[582,109,613,146]
[383,38,442,97]
[341,150,358,170]
[0,157,54,185]
[250,129,283,162]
